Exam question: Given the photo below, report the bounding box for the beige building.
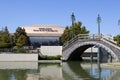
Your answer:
[22,24,65,48]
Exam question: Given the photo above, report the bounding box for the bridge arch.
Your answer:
[62,41,119,61]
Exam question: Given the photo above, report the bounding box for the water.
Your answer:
[0,61,119,80]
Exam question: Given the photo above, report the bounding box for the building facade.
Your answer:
[22,25,65,48]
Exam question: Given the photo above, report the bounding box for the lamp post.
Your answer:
[71,12,75,39]
[97,14,101,36]
[118,19,120,29]
[118,19,120,25]
[97,14,101,69]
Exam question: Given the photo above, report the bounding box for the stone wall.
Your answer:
[0,54,38,61]
[40,46,62,56]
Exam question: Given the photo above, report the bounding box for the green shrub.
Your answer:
[13,48,29,53]
[0,43,12,48]
[41,55,62,60]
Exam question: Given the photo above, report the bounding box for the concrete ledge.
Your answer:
[41,46,62,56]
[38,60,61,63]
[0,54,38,61]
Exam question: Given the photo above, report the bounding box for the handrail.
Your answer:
[63,34,101,47]
[101,34,117,44]
[63,34,119,49]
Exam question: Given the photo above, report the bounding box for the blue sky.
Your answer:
[0,0,120,35]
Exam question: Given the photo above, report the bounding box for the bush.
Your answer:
[40,55,62,60]
[0,43,12,48]
[13,48,29,53]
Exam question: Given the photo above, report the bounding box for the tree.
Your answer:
[61,26,70,44]
[60,21,90,44]
[114,35,120,46]
[16,34,28,48]
[4,26,9,34]
[14,27,29,48]
[69,21,89,35]
[73,22,82,36]
[80,26,89,34]
[0,27,12,48]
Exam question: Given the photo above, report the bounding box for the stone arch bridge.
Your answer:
[62,34,120,62]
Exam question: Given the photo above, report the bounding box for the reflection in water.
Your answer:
[37,63,63,80]
[0,62,38,69]
[0,62,119,80]
[0,62,38,80]
[62,62,99,80]
[62,62,120,80]
[0,69,29,80]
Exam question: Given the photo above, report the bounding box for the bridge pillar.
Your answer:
[98,47,110,63]
[101,48,109,63]
[108,54,112,63]
[90,47,93,64]
[97,47,100,67]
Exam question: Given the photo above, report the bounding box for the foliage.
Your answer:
[60,26,70,44]
[16,34,28,48]
[0,26,30,50]
[114,34,120,46]
[41,55,62,60]
[60,21,90,44]
[13,48,29,53]
[0,43,12,48]
[0,27,12,48]
[14,27,30,48]
[80,26,89,34]
[73,21,82,36]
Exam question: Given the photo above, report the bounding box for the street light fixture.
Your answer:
[118,19,120,26]
[71,12,75,39]
[97,14,101,36]
[118,19,120,35]
[97,14,102,67]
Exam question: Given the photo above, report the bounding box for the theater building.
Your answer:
[22,25,65,48]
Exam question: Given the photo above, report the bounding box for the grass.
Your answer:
[107,62,120,66]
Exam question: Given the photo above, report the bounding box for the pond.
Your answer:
[0,61,119,80]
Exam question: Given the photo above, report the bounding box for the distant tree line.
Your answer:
[0,26,29,49]
[60,21,89,44]
[1,22,120,49]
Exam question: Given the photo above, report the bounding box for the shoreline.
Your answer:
[101,63,120,69]
[38,60,61,63]
[0,60,61,63]
[0,60,120,69]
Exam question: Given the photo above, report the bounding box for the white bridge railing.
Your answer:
[101,34,117,44]
[63,34,117,48]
